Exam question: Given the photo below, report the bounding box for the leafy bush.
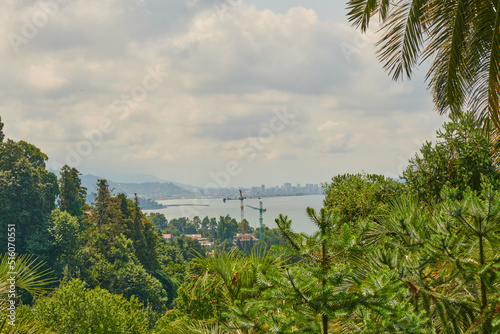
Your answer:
[84,254,168,312]
[402,112,500,203]
[323,173,406,223]
[35,279,148,334]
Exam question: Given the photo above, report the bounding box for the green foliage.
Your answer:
[200,216,217,239]
[85,184,161,271]
[139,198,165,210]
[0,139,58,254]
[0,254,55,311]
[167,217,196,236]
[174,235,205,262]
[58,165,87,217]
[216,215,238,242]
[323,173,406,223]
[170,246,282,332]
[255,225,283,249]
[35,279,148,334]
[274,208,379,334]
[0,305,54,334]
[157,240,185,279]
[403,113,500,204]
[45,208,82,276]
[93,179,113,234]
[131,195,160,271]
[73,185,168,312]
[147,212,168,231]
[363,180,500,333]
[0,116,4,142]
[80,232,168,312]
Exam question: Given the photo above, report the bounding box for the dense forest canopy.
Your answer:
[2,111,500,333]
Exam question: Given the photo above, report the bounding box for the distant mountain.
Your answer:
[50,168,198,193]
[85,170,198,192]
[103,172,168,184]
[80,174,191,203]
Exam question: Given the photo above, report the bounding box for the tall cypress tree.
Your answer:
[58,165,87,216]
[94,179,112,234]
[0,116,4,142]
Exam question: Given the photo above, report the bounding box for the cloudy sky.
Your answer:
[1,0,446,188]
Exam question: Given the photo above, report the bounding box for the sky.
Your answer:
[0,0,447,188]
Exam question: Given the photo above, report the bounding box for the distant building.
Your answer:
[234,233,258,243]
[185,234,214,249]
[162,234,172,240]
[185,234,202,239]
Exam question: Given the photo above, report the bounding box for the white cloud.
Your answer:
[0,0,445,187]
[318,121,339,131]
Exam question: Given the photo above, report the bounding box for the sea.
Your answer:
[144,194,325,234]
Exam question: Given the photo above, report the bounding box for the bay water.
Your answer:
[144,194,325,234]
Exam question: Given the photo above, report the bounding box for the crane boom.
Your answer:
[223,189,247,233]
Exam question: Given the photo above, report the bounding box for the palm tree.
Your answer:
[0,254,54,308]
[346,1,500,129]
[0,254,55,333]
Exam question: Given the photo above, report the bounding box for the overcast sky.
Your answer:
[1,0,446,188]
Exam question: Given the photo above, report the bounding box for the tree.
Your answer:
[323,173,406,223]
[402,112,500,204]
[346,1,500,130]
[35,279,149,334]
[84,255,168,312]
[216,215,238,242]
[365,183,500,333]
[174,235,204,262]
[274,208,429,333]
[0,254,55,307]
[0,139,58,254]
[0,254,55,334]
[46,208,82,276]
[147,213,168,231]
[131,194,160,271]
[93,179,112,234]
[0,116,4,142]
[170,247,283,332]
[58,165,87,217]
[275,208,357,334]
